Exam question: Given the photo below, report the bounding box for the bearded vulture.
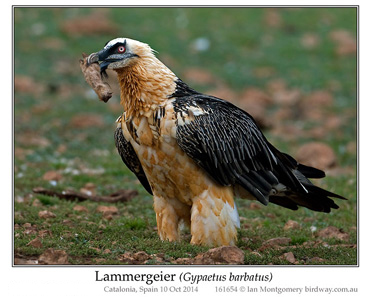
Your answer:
[87,38,346,246]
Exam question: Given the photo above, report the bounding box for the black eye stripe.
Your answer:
[99,40,129,61]
[107,42,126,55]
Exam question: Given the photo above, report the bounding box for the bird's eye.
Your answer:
[117,46,126,53]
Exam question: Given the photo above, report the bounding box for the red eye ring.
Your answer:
[117,46,126,53]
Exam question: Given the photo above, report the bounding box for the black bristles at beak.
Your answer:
[99,62,110,78]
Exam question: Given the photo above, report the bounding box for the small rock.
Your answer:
[264,8,282,28]
[27,237,43,248]
[296,142,336,170]
[42,171,62,181]
[309,256,325,263]
[119,252,136,263]
[301,33,320,49]
[193,246,245,265]
[310,226,317,232]
[22,223,38,235]
[283,220,300,230]
[302,241,315,247]
[14,258,39,265]
[152,253,167,264]
[104,214,114,220]
[96,205,118,220]
[103,249,111,254]
[73,205,88,213]
[57,144,67,153]
[322,242,330,248]
[119,252,149,264]
[38,248,69,264]
[32,199,42,207]
[266,213,276,219]
[94,258,107,264]
[172,258,193,265]
[317,226,349,241]
[133,251,150,262]
[38,210,56,219]
[62,219,74,227]
[241,237,253,244]
[262,237,292,247]
[325,115,342,131]
[89,247,101,253]
[329,29,356,56]
[283,252,296,264]
[251,251,262,258]
[191,37,210,52]
[38,230,52,238]
[96,205,118,215]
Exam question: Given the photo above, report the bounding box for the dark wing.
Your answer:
[114,126,153,195]
[173,95,282,204]
[172,92,345,212]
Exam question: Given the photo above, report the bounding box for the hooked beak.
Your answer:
[87,52,100,66]
[86,51,111,78]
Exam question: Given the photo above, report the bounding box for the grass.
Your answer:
[14,7,357,265]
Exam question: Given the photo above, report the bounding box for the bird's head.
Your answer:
[87,38,177,115]
[87,38,154,77]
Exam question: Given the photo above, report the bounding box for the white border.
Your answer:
[4,1,366,296]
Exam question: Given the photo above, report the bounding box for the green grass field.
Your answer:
[14,7,357,265]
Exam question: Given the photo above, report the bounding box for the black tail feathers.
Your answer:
[269,183,346,213]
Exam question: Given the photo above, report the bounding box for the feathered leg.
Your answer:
[190,186,240,246]
[153,195,191,242]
